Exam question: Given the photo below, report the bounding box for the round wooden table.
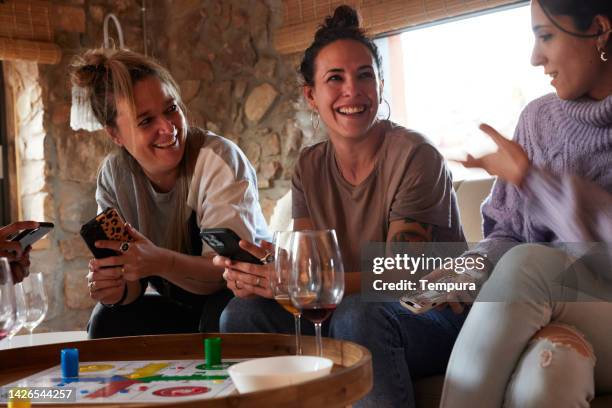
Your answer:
[0,333,372,407]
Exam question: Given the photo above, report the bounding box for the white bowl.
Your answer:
[228,355,333,393]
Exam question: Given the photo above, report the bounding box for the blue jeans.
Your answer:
[221,295,467,407]
[220,296,320,335]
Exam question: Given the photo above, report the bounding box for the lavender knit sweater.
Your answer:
[473,92,612,266]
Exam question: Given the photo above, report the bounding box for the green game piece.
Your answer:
[204,337,221,368]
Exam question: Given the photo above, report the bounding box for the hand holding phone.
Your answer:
[80,208,133,259]
[7,222,54,250]
[0,220,50,282]
[200,228,263,264]
[400,268,480,314]
[399,287,448,314]
[399,270,459,314]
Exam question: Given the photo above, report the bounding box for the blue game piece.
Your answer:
[61,348,79,378]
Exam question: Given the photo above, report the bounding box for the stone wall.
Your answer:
[157,0,304,217]
[7,0,321,332]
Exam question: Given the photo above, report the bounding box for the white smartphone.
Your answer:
[399,289,447,314]
[399,272,458,314]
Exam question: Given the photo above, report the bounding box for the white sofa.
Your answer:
[450,177,494,242]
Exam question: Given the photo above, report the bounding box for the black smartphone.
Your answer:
[200,228,263,264]
[8,222,54,250]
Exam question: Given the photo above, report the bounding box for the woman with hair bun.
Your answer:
[216,5,466,407]
[71,48,270,338]
[441,0,612,406]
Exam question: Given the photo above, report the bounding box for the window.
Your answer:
[376,4,553,180]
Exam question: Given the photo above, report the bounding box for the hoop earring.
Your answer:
[380,98,391,121]
[600,49,609,62]
[311,109,320,137]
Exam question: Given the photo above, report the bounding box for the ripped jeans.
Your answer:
[441,244,612,408]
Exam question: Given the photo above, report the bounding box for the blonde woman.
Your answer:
[71,48,270,338]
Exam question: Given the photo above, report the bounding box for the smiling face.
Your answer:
[109,75,187,188]
[303,39,382,141]
[530,0,611,100]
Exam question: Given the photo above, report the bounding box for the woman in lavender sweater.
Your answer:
[441,0,611,406]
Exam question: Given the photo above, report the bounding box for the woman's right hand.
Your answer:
[87,259,125,304]
[459,123,530,186]
[421,259,488,314]
[422,267,474,314]
[92,224,167,282]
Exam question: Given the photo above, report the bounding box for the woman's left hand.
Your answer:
[214,240,274,299]
[91,223,172,281]
[459,123,531,186]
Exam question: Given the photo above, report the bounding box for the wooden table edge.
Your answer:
[0,333,373,407]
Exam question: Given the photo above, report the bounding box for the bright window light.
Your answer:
[377,5,553,180]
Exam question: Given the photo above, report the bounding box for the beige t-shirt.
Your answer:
[292,121,465,272]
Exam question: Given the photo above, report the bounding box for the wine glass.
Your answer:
[272,231,302,355]
[6,282,27,343]
[21,272,48,335]
[0,257,16,343]
[289,230,344,357]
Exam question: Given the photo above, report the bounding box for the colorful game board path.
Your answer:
[6,360,238,403]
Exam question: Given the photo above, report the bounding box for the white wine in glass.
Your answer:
[274,294,301,315]
[21,272,48,334]
[272,231,302,355]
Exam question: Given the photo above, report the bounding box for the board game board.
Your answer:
[4,359,244,404]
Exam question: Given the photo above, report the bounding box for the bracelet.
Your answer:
[102,282,128,308]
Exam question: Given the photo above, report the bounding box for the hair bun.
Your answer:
[70,50,109,88]
[323,5,360,30]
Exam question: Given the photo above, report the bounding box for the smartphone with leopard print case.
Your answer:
[80,208,133,258]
